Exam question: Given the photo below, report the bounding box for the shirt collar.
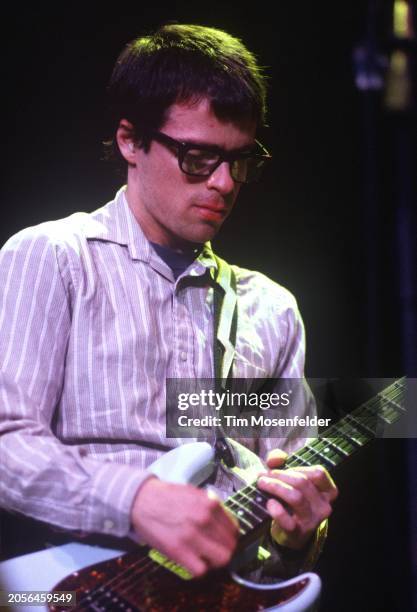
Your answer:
[85,185,219,278]
[85,186,152,263]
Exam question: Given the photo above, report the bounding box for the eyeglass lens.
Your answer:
[182,149,265,183]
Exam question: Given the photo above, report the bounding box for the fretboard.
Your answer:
[224,377,406,540]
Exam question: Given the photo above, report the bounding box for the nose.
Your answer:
[206,161,235,195]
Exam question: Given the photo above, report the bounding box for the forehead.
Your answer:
[162,98,257,150]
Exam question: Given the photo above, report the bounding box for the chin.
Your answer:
[192,221,224,244]
[190,230,219,245]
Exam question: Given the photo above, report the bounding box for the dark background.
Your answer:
[2,3,416,611]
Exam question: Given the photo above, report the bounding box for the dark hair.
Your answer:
[105,23,267,161]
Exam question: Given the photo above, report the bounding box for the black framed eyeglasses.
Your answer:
[148,130,272,184]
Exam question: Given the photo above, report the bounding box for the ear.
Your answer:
[116,119,137,164]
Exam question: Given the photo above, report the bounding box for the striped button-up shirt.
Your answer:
[0,186,310,538]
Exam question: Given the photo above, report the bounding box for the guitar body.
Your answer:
[50,547,320,612]
[0,442,321,612]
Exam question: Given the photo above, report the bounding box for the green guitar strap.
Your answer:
[212,255,238,384]
[211,255,238,468]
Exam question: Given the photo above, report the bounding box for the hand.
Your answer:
[131,477,239,577]
[257,449,338,550]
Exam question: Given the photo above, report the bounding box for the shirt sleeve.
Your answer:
[0,229,148,537]
[257,294,317,461]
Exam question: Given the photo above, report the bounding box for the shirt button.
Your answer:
[103,519,114,531]
[180,351,187,361]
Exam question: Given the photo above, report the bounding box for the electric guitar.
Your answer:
[0,378,407,612]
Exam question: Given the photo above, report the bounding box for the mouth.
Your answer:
[193,204,228,222]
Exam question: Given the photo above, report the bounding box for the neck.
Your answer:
[224,378,406,549]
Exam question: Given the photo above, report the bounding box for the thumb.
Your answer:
[266,448,288,469]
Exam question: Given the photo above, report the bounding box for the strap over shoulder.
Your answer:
[212,254,238,384]
[211,255,238,468]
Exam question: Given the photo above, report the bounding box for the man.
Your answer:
[0,24,337,579]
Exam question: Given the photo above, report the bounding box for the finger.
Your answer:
[175,550,208,578]
[306,466,338,500]
[265,470,333,518]
[281,465,338,500]
[266,498,296,532]
[195,496,239,549]
[223,504,241,532]
[211,498,240,538]
[207,489,240,532]
[267,469,313,490]
[258,475,309,517]
[176,521,236,574]
[266,448,288,469]
[194,536,236,570]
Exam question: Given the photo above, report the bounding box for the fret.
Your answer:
[323,419,358,455]
[223,496,247,535]
[336,437,358,454]
[236,489,270,521]
[219,378,406,546]
[381,396,405,414]
[315,452,337,468]
[310,440,344,466]
[237,484,270,511]
[364,392,398,415]
[301,446,337,468]
[342,432,366,447]
[359,402,396,430]
[250,486,270,518]
[344,413,375,437]
[360,397,400,425]
[233,493,266,524]
[321,438,350,457]
[336,430,365,448]
[247,486,271,511]
[358,383,405,423]
[226,494,260,532]
[229,508,254,531]
[377,404,401,424]
[322,421,364,452]
[381,403,398,420]
[287,453,312,467]
[334,421,367,447]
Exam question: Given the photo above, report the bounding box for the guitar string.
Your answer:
[92,561,169,611]
[73,456,398,605]
[90,376,404,604]
[72,490,269,610]
[291,384,405,466]
[102,470,326,600]
[70,501,247,609]
[74,523,226,610]
[105,484,282,607]
[70,555,164,611]
[337,383,403,424]
[75,496,261,609]
[113,497,269,606]
[272,383,405,473]
[71,380,405,610]
[87,381,406,607]
[112,560,184,608]
[319,384,403,436]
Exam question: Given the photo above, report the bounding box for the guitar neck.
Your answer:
[223,377,406,544]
